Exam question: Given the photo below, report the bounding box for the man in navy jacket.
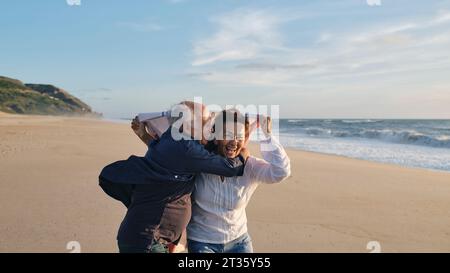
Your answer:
[99,101,248,253]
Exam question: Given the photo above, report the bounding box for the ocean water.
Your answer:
[110,117,450,172]
[277,119,450,172]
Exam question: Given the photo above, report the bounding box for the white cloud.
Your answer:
[189,8,450,88]
[192,9,286,66]
[430,10,450,25]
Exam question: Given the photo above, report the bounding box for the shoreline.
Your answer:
[284,146,450,175]
[2,112,448,174]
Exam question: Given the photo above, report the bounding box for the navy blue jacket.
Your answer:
[99,128,245,247]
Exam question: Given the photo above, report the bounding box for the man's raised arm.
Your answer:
[131,116,158,145]
[183,141,249,177]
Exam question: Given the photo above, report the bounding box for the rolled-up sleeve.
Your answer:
[246,137,291,184]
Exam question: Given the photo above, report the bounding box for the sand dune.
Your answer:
[1,114,450,253]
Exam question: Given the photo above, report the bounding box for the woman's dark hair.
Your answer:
[205,109,250,152]
[211,109,250,136]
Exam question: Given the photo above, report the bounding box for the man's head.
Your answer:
[169,101,211,144]
[212,109,250,159]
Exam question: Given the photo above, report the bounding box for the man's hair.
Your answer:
[166,101,192,125]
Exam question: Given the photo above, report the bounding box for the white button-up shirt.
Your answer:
[187,137,291,244]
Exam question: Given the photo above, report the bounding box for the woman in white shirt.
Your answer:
[187,110,291,253]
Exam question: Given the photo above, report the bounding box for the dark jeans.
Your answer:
[118,241,169,253]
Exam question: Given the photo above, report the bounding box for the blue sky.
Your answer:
[1,0,450,119]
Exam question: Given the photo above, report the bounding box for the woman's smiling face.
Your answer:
[215,121,247,159]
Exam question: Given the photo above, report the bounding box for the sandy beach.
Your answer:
[1,113,450,253]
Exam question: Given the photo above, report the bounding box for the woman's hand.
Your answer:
[259,116,272,137]
[240,147,251,163]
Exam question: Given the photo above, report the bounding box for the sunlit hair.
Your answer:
[167,101,199,125]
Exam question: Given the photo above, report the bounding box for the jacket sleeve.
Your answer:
[183,141,245,177]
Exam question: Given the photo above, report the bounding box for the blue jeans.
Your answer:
[187,233,254,253]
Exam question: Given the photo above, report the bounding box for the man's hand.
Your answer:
[131,116,158,145]
[131,116,147,138]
